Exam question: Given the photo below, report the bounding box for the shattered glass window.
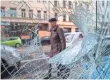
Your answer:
[1,0,110,79]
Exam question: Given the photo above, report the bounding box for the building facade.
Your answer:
[1,0,77,38]
[49,0,77,32]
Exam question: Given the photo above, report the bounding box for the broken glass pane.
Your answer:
[1,0,110,79]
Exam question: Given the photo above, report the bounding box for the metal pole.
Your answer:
[96,0,97,31]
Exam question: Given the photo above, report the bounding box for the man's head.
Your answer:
[49,18,57,28]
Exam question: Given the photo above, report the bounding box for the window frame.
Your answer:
[29,9,33,18]
[54,13,58,19]
[68,1,72,9]
[21,9,26,18]
[37,10,41,19]
[10,8,16,18]
[44,11,47,20]
[54,1,57,7]
[63,15,66,21]
[63,0,66,8]
[1,7,5,17]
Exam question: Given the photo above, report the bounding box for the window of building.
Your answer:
[63,15,66,21]
[29,9,33,18]
[68,1,72,9]
[54,1,57,7]
[37,0,40,2]
[55,13,58,19]
[1,7,5,17]
[69,16,71,22]
[10,8,16,18]
[44,11,47,20]
[63,0,66,8]
[37,10,41,19]
[21,9,26,18]
[9,23,33,37]
[43,0,46,3]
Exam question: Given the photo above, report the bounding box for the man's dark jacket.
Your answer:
[50,25,66,57]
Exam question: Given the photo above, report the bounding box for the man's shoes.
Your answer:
[44,74,51,79]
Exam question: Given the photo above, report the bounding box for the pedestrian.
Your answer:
[49,18,66,57]
[44,18,70,79]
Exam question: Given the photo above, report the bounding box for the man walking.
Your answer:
[49,18,66,57]
[44,18,70,79]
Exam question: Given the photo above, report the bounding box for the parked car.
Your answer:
[1,45,21,78]
[1,37,23,47]
[41,36,50,45]
[64,32,83,47]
